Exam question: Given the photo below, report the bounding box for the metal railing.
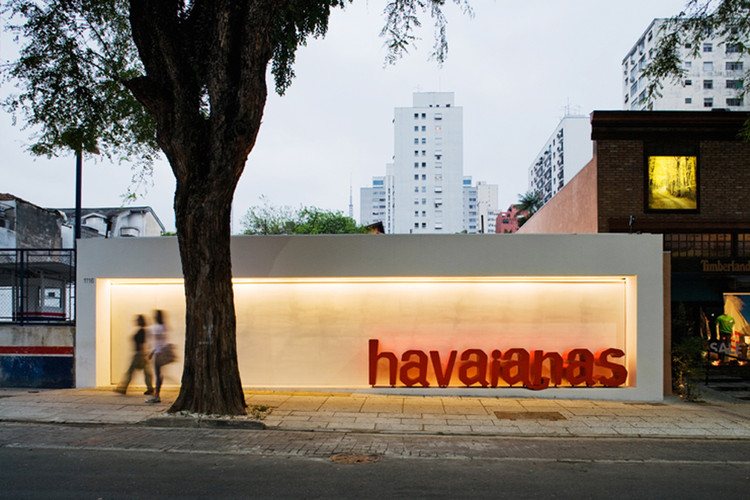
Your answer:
[0,249,75,325]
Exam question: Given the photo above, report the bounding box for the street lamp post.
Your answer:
[75,147,82,242]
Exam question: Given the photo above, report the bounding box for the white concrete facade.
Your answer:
[394,92,464,234]
[359,177,387,228]
[623,19,750,111]
[359,165,396,233]
[528,116,592,205]
[76,234,666,401]
[462,176,477,233]
[461,177,498,234]
[476,181,499,234]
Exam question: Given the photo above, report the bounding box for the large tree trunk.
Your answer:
[127,1,277,415]
[169,176,245,415]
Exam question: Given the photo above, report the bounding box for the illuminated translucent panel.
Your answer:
[108,277,631,388]
[647,156,697,210]
[110,284,186,386]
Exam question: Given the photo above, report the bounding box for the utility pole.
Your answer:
[75,146,82,243]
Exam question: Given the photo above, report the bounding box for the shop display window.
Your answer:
[107,277,633,389]
[712,294,750,363]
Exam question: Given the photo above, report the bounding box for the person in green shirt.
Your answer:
[716,313,735,340]
[716,313,735,362]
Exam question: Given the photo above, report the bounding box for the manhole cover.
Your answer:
[493,411,566,421]
[330,453,382,464]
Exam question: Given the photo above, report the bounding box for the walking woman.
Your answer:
[145,309,172,403]
[115,314,154,395]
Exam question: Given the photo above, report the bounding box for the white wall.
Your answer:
[76,233,665,400]
[528,115,592,204]
[561,117,593,184]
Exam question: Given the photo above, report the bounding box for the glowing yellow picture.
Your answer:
[647,156,697,210]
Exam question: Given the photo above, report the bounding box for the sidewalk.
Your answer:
[1,385,749,439]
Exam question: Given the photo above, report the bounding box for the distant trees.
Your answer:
[241,198,366,235]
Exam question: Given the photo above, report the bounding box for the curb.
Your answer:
[140,416,265,430]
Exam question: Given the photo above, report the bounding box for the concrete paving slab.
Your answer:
[1,387,750,439]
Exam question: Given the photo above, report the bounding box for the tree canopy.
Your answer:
[514,191,544,219]
[241,198,366,235]
[2,0,472,415]
[2,0,471,164]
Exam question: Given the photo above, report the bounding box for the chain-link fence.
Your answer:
[0,249,75,324]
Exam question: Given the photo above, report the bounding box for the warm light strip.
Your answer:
[107,276,630,286]
[231,276,630,285]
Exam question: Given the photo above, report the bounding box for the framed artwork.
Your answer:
[646,155,698,211]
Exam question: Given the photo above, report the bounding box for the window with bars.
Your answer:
[737,234,750,257]
[664,233,731,258]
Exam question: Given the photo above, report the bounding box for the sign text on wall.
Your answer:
[368,339,628,390]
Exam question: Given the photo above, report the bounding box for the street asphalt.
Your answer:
[3,383,750,500]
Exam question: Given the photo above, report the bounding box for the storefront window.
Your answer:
[647,156,698,210]
[664,233,731,258]
[711,294,750,363]
[738,234,750,257]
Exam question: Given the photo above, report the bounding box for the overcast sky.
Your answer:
[1,0,689,233]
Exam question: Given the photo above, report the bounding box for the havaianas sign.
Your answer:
[368,339,628,390]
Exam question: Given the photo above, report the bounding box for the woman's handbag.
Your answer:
[155,343,177,366]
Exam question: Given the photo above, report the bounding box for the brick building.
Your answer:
[520,110,750,363]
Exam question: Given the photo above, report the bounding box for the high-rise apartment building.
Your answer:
[395,92,464,233]
[623,19,750,111]
[462,176,477,233]
[361,92,466,234]
[360,93,498,234]
[360,165,395,233]
[359,176,388,231]
[476,181,499,234]
[528,115,592,205]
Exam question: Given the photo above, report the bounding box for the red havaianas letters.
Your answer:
[368,339,628,389]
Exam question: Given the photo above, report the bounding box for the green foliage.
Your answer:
[672,336,705,400]
[272,0,474,93]
[294,207,366,234]
[2,0,159,201]
[671,303,704,400]
[248,404,271,420]
[2,0,471,414]
[2,0,473,182]
[514,191,543,227]
[241,197,365,235]
[269,1,352,95]
[642,0,750,112]
[241,197,299,235]
[2,0,158,158]
[381,0,473,65]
